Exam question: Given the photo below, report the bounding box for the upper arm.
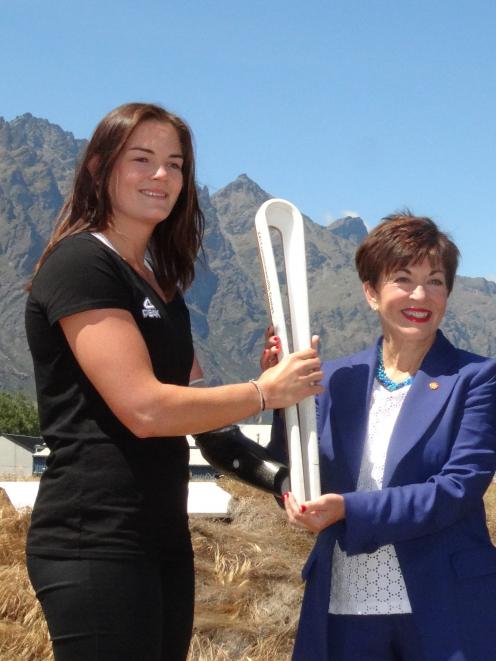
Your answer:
[59,310,263,437]
[60,308,163,433]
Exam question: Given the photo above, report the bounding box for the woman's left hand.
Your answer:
[283,491,346,533]
[259,325,281,371]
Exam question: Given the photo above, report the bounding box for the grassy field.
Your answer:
[1,480,495,661]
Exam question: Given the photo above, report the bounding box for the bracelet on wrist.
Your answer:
[249,379,266,413]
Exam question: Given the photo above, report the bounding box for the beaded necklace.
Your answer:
[375,345,414,392]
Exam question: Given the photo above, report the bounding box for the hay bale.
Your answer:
[0,488,16,518]
[0,506,52,660]
[187,478,313,660]
[6,479,494,660]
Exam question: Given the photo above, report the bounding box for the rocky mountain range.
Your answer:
[1,113,495,397]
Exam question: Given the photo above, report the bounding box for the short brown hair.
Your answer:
[355,211,460,293]
[31,102,204,296]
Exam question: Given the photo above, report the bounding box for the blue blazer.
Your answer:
[269,331,496,661]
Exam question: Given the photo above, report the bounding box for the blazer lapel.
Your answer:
[383,331,459,486]
[331,341,378,488]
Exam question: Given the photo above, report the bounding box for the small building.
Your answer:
[0,433,44,478]
[33,444,50,475]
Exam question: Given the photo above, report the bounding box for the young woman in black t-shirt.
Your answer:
[25,102,323,661]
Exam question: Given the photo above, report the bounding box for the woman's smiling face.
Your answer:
[363,258,449,345]
[108,119,184,229]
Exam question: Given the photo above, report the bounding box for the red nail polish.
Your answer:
[300,504,307,513]
[282,492,289,499]
[273,336,280,342]
[264,349,269,354]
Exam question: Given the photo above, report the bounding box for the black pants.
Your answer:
[27,554,194,661]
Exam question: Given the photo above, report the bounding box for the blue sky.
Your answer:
[1,0,495,279]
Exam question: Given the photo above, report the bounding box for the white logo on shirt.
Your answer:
[142,297,161,319]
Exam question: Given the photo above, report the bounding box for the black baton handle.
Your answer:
[193,425,289,496]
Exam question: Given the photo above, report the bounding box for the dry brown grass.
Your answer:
[188,478,313,660]
[484,481,496,542]
[0,480,313,661]
[0,488,53,660]
[1,481,495,661]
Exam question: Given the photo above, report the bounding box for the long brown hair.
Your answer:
[30,102,204,295]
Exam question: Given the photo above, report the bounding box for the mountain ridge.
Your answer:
[1,113,495,395]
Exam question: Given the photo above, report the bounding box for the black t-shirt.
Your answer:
[25,233,194,559]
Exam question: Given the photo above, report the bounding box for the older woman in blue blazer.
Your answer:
[266,212,496,661]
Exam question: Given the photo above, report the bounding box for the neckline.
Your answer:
[88,232,174,305]
[91,231,154,272]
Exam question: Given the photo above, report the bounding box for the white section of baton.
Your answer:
[255,206,306,504]
[255,199,321,501]
[264,200,320,501]
[298,397,320,500]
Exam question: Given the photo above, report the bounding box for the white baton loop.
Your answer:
[255,199,321,503]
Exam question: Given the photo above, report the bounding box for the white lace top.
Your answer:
[328,380,413,615]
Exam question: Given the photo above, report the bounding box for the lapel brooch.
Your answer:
[429,381,440,390]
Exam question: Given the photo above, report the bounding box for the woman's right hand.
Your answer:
[257,336,323,409]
